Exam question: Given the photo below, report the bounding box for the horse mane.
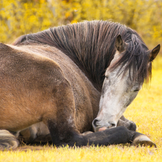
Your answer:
[13,20,150,90]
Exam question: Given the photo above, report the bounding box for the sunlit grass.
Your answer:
[1,146,162,162]
[0,56,161,162]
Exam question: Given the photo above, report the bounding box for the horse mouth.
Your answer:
[98,127,107,132]
[92,125,105,132]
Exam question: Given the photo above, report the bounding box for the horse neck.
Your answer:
[14,21,122,90]
[46,22,117,90]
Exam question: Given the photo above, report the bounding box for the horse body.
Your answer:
[0,43,99,133]
[0,20,160,149]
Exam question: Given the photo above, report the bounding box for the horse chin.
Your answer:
[94,124,117,132]
[93,126,107,132]
[98,127,107,132]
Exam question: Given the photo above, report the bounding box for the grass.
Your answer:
[0,56,162,162]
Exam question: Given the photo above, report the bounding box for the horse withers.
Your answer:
[0,21,160,150]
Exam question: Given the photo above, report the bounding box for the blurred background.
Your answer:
[0,0,162,52]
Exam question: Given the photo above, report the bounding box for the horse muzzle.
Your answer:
[92,118,116,132]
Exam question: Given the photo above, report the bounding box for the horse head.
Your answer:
[92,35,160,132]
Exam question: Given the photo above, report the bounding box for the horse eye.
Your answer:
[105,75,109,79]
[132,87,140,92]
[133,89,139,92]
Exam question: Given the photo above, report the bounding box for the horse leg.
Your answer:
[131,131,156,147]
[117,115,136,131]
[0,130,19,150]
[81,126,156,147]
[29,122,52,145]
[18,126,38,144]
[42,79,87,146]
[81,126,132,146]
[18,122,51,145]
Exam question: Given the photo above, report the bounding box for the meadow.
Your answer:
[0,57,161,162]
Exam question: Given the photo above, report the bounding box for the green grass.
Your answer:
[0,56,162,162]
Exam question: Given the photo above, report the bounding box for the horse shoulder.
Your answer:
[0,44,70,131]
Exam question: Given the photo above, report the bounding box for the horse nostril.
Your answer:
[92,119,99,127]
[109,122,116,127]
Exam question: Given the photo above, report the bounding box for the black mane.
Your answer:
[13,20,150,90]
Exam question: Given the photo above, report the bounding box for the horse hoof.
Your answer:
[132,135,156,147]
[0,130,19,150]
[0,141,18,150]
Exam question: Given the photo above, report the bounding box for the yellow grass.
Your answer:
[0,56,162,162]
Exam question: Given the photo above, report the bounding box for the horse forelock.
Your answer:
[109,33,151,84]
[12,20,150,89]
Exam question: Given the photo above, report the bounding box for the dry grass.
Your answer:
[0,56,161,162]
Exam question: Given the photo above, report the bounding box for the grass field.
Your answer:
[0,56,161,162]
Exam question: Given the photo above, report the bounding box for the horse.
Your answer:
[0,20,160,150]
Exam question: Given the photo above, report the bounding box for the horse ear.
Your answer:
[149,44,160,62]
[115,35,125,52]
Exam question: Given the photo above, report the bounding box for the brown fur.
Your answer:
[0,43,100,136]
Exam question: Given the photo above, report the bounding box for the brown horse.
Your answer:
[0,21,160,150]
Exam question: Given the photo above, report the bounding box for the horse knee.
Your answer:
[0,130,19,150]
[117,119,136,131]
[127,121,136,131]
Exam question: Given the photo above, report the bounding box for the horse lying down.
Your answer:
[0,118,154,150]
[0,20,160,150]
